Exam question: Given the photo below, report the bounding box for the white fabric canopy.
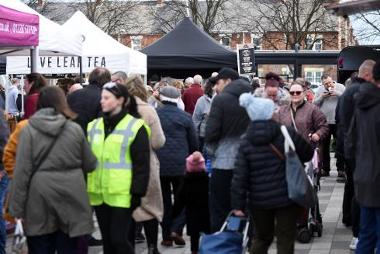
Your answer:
[6,11,147,75]
[0,0,82,57]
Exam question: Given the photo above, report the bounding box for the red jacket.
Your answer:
[182,84,203,115]
[24,93,39,119]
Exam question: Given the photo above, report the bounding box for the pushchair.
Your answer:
[200,212,250,254]
[297,148,323,243]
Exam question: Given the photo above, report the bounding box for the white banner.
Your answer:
[6,55,130,74]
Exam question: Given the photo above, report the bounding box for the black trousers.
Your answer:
[94,204,134,254]
[343,161,354,225]
[250,205,299,254]
[322,124,345,173]
[160,176,184,240]
[133,219,159,249]
[209,169,233,233]
[27,230,80,254]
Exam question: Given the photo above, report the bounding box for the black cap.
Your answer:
[215,68,239,82]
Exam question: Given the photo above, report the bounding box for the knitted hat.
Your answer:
[186,152,206,173]
[239,93,275,121]
[159,86,180,103]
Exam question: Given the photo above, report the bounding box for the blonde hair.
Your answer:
[172,80,184,90]
[124,75,148,102]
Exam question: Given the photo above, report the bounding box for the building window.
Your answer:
[219,34,231,47]
[251,34,262,50]
[131,36,142,50]
[305,70,323,84]
[306,35,323,51]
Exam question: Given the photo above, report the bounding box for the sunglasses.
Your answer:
[289,91,302,96]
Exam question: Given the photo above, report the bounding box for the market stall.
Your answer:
[6,11,147,75]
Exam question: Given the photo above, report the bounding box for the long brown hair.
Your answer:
[37,86,77,119]
[26,73,48,94]
[124,75,148,102]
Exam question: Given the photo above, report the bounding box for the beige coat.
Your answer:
[133,97,166,222]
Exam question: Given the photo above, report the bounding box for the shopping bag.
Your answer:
[12,219,27,254]
[281,126,316,208]
[200,213,249,254]
[200,231,243,254]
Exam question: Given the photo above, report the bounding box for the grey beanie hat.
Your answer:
[239,93,275,121]
[159,86,180,102]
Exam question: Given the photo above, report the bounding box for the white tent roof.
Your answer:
[62,11,147,75]
[0,0,82,56]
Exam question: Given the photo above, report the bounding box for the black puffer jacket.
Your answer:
[231,120,313,210]
[205,79,252,143]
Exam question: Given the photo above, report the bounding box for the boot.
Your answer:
[147,244,161,254]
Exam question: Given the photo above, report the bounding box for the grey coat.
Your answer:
[9,108,97,237]
[192,95,211,138]
[313,83,345,124]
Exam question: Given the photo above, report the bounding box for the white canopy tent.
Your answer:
[0,0,82,57]
[6,11,147,75]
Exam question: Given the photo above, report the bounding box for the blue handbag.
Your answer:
[200,215,248,254]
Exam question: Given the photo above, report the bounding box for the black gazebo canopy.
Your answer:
[141,17,237,78]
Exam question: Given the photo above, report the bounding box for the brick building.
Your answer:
[38,0,357,82]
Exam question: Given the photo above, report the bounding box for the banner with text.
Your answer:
[237,44,255,75]
[6,55,129,74]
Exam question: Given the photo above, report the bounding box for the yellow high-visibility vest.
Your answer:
[87,114,150,208]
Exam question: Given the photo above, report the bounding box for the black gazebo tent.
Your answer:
[141,17,237,78]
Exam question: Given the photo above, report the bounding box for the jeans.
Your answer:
[27,230,80,254]
[250,205,298,254]
[0,175,8,254]
[209,169,233,232]
[356,206,380,254]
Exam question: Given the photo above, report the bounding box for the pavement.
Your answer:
[6,156,354,254]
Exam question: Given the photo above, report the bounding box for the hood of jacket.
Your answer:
[222,79,252,98]
[246,120,281,146]
[29,108,67,137]
[356,83,380,110]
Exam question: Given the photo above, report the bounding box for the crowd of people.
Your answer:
[0,59,379,254]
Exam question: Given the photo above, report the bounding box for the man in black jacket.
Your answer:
[67,67,111,246]
[68,67,111,135]
[337,59,375,250]
[350,60,380,254]
[205,68,252,232]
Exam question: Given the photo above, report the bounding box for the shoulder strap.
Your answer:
[280,125,296,153]
[269,143,285,161]
[290,109,298,132]
[32,121,68,175]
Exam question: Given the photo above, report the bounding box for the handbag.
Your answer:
[11,219,27,254]
[270,126,316,208]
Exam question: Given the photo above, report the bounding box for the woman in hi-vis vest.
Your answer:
[87,82,150,254]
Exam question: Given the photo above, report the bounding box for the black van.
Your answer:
[337,45,380,83]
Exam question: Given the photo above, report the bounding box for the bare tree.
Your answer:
[352,11,380,44]
[151,0,230,34]
[69,0,142,35]
[236,0,337,50]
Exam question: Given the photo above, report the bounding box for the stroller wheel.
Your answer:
[297,228,312,243]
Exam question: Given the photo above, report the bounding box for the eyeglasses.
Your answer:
[289,91,302,96]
